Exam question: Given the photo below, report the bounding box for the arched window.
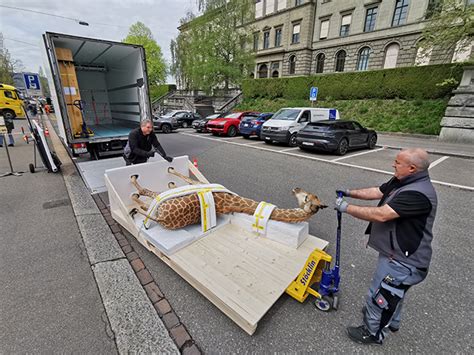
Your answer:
[272,70,279,78]
[258,64,268,78]
[335,50,346,72]
[383,43,400,69]
[289,55,296,75]
[357,47,371,71]
[316,53,325,73]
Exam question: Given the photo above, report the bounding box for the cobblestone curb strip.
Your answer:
[93,194,202,355]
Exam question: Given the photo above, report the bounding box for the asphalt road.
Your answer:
[123,130,473,353]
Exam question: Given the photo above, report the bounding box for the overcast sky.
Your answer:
[0,0,199,82]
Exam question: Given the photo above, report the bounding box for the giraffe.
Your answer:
[129,168,328,230]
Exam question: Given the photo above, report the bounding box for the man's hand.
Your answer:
[336,189,350,197]
[147,151,155,158]
[164,156,173,163]
[335,197,349,213]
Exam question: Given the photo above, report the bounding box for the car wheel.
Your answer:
[182,121,188,128]
[242,134,250,139]
[161,124,171,134]
[368,134,377,149]
[288,133,297,147]
[336,138,349,156]
[264,139,272,144]
[3,110,15,120]
[227,126,237,137]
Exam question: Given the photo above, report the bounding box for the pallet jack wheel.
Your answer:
[314,296,332,312]
[29,163,35,174]
[332,295,339,311]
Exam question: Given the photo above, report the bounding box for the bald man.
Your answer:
[335,148,437,345]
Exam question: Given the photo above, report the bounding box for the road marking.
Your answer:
[429,156,449,170]
[179,133,474,191]
[331,147,385,162]
[245,141,265,146]
[281,147,300,152]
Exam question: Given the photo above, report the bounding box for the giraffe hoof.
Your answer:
[130,174,139,180]
[131,193,140,199]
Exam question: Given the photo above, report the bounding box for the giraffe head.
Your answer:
[292,188,328,214]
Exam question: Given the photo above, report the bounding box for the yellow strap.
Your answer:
[252,202,268,231]
[197,191,209,232]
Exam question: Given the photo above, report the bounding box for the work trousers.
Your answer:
[364,254,427,341]
[0,133,14,146]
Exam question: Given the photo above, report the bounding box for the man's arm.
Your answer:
[150,134,167,157]
[346,203,400,222]
[349,187,384,200]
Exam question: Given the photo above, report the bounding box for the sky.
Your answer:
[0,0,199,82]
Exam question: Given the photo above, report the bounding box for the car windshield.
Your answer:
[205,114,220,120]
[224,113,242,119]
[271,109,300,121]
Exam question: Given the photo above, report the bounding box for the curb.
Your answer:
[375,144,474,159]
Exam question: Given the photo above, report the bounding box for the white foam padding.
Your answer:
[231,213,309,249]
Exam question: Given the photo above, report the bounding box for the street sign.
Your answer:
[309,87,318,101]
[23,73,42,97]
[329,108,337,120]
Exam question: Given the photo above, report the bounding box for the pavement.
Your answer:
[0,118,472,353]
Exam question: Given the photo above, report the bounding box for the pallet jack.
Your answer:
[286,192,343,311]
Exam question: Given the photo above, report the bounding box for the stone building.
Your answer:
[249,0,472,78]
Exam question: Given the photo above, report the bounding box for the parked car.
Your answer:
[296,120,377,155]
[207,111,259,137]
[192,113,220,133]
[239,112,273,139]
[261,107,340,147]
[153,113,179,133]
[175,111,202,128]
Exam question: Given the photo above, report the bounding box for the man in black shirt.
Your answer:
[335,148,437,345]
[124,119,173,165]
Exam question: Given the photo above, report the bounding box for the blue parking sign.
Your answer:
[309,87,318,101]
[24,73,41,90]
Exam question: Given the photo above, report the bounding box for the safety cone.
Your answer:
[193,158,198,169]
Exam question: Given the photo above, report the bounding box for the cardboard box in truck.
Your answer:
[43,32,152,159]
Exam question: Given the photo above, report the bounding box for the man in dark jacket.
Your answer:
[335,148,437,345]
[124,119,173,165]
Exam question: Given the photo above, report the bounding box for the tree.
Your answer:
[123,22,167,86]
[422,0,474,61]
[38,66,50,97]
[171,0,255,92]
[0,33,24,85]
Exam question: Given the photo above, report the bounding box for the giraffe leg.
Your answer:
[129,207,164,224]
[167,167,202,185]
[131,193,150,212]
[130,175,159,198]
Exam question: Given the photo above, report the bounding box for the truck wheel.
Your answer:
[288,133,297,147]
[161,124,171,134]
[227,126,237,137]
[3,110,15,120]
[336,138,348,155]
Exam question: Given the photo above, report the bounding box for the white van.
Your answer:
[261,107,340,146]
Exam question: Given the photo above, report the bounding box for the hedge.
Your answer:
[242,64,466,100]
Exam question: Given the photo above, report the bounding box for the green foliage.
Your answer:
[242,64,465,100]
[235,97,449,135]
[38,66,50,97]
[123,22,167,86]
[149,84,176,100]
[171,0,255,92]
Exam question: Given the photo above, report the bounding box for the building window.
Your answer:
[335,50,346,72]
[392,0,409,27]
[292,24,300,44]
[255,0,263,18]
[272,70,279,77]
[383,43,400,68]
[275,28,282,47]
[340,14,351,37]
[258,64,268,78]
[320,20,329,39]
[271,62,280,78]
[425,0,443,19]
[277,0,287,11]
[253,33,259,51]
[289,55,296,74]
[263,31,270,49]
[316,53,325,73]
[357,47,371,71]
[364,7,377,32]
[295,0,303,5]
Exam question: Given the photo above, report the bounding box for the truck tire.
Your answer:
[2,110,15,120]
[161,124,171,134]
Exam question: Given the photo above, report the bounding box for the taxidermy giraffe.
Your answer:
[129,168,327,230]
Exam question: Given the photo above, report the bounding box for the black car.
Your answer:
[296,120,377,155]
[192,113,220,133]
[175,111,202,128]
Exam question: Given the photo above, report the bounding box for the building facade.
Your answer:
[249,0,472,78]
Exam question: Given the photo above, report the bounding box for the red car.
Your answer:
[206,111,260,137]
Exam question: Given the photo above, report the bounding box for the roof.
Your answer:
[0,83,17,90]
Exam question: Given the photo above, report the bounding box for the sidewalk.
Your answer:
[377,132,474,159]
[0,118,178,353]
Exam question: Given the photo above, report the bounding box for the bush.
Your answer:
[149,84,176,100]
[242,64,465,101]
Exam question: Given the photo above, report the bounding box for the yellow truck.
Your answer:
[0,83,25,119]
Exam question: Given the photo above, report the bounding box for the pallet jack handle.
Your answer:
[335,192,343,269]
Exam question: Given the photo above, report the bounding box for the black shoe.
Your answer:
[8,144,14,147]
[361,306,399,332]
[347,325,382,345]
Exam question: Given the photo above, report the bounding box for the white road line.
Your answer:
[281,147,300,152]
[245,141,265,146]
[179,132,474,191]
[429,156,449,170]
[331,147,385,162]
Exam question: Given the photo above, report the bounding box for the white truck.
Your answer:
[43,32,152,159]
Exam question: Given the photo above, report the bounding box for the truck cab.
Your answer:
[0,83,25,120]
[261,107,339,146]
